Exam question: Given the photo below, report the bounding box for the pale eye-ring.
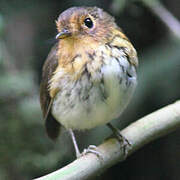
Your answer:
[84,18,93,28]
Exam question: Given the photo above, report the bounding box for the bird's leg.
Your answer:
[68,129,81,158]
[107,123,131,158]
[68,129,103,159]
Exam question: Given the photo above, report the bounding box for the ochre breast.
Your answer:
[49,36,101,97]
[49,32,137,98]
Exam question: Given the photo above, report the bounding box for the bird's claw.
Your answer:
[107,123,131,159]
[113,130,131,159]
[81,145,103,160]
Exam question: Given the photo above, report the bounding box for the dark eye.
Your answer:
[84,18,93,28]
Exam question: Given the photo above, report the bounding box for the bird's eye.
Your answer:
[84,18,93,28]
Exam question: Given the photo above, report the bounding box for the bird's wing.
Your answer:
[40,43,61,140]
[111,29,138,67]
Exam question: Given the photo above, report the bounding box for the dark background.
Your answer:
[0,0,180,179]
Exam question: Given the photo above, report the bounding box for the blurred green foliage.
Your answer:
[0,0,180,180]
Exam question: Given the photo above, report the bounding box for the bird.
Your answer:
[40,6,138,158]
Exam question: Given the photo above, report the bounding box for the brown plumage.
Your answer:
[40,44,60,139]
[40,6,138,157]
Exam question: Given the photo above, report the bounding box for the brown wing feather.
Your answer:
[40,43,60,140]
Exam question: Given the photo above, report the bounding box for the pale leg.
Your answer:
[68,129,81,158]
[69,129,102,159]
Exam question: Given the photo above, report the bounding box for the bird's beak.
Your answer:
[56,29,71,39]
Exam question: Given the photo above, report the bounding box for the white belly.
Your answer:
[51,55,137,130]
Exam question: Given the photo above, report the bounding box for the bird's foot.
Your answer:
[114,131,131,158]
[81,145,103,160]
[107,123,131,159]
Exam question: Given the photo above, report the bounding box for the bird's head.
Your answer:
[55,7,118,42]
